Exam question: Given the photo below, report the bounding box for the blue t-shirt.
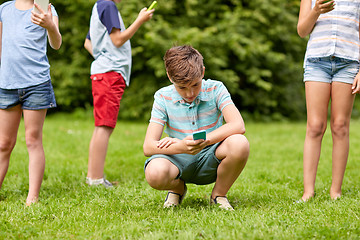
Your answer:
[0,0,58,89]
[87,0,132,86]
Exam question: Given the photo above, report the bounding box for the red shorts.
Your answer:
[91,71,126,128]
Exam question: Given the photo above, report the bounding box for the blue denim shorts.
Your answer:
[304,56,360,84]
[0,81,56,110]
[144,142,222,185]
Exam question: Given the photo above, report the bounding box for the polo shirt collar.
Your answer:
[170,79,210,105]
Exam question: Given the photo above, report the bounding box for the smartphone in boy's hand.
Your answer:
[193,130,206,141]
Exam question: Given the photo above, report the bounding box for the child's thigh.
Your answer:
[0,106,22,142]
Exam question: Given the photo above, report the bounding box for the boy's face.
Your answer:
[172,77,203,104]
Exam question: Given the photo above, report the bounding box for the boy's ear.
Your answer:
[203,66,205,77]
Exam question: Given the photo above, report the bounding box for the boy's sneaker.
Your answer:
[163,184,187,208]
[210,196,234,211]
[86,177,113,188]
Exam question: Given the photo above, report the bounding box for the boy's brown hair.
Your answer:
[164,45,204,84]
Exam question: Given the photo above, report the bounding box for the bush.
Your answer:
[49,0,308,121]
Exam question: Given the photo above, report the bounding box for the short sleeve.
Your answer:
[97,1,121,34]
[215,82,234,111]
[149,91,168,126]
[50,5,58,17]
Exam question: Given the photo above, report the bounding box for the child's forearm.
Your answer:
[47,18,61,50]
[206,121,245,146]
[143,140,185,157]
[110,8,153,48]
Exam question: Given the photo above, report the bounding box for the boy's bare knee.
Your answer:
[145,161,172,190]
[227,134,250,159]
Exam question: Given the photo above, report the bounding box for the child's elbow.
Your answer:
[143,144,152,157]
[239,126,246,135]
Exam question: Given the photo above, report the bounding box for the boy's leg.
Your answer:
[145,158,185,194]
[87,126,114,179]
[329,82,355,199]
[212,134,249,198]
[0,106,22,189]
[302,81,331,201]
[23,109,47,205]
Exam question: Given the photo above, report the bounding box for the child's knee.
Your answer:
[0,138,16,154]
[145,159,173,189]
[226,134,250,159]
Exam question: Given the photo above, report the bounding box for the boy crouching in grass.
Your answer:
[143,45,249,210]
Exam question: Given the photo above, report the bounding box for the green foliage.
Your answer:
[48,0,308,120]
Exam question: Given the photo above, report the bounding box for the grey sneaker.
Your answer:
[163,184,187,208]
[86,177,113,188]
[210,196,234,211]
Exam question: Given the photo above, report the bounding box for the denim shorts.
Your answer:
[304,56,360,84]
[144,142,222,185]
[0,80,56,110]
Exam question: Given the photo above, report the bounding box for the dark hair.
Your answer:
[164,45,204,84]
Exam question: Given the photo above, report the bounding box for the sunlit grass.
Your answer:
[0,113,359,239]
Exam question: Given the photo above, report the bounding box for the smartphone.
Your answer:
[33,0,49,13]
[193,130,206,140]
[147,1,157,11]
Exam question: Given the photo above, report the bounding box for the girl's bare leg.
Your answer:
[23,109,47,205]
[329,82,355,199]
[0,106,22,190]
[302,82,331,201]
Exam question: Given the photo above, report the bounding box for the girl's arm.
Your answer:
[109,8,154,48]
[205,104,246,146]
[297,0,335,38]
[31,4,62,50]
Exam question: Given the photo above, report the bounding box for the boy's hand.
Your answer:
[157,137,180,149]
[137,8,154,24]
[31,4,54,30]
[182,136,210,155]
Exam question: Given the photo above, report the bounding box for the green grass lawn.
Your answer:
[0,113,359,239]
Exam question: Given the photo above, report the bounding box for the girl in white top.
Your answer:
[297,0,360,202]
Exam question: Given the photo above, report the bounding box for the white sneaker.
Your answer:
[210,196,234,211]
[86,177,113,188]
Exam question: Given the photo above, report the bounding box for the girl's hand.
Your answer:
[157,137,180,149]
[31,4,54,30]
[352,71,360,94]
[314,0,335,14]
